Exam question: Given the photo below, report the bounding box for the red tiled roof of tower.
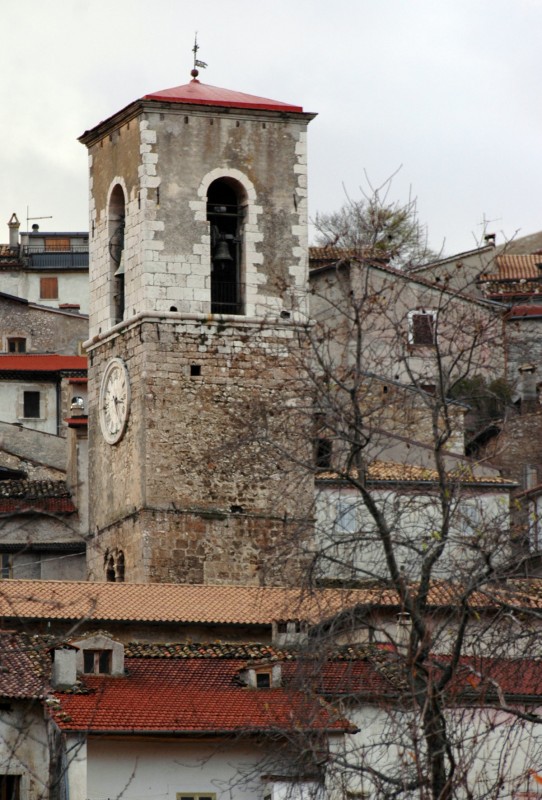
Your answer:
[51,658,353,733]
[143,79,303,113]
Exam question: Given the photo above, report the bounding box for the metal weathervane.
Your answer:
[191,33,208,79]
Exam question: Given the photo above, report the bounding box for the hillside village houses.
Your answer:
[3,65,542,800]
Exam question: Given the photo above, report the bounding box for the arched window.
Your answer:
[206,178,245,314]
[105,548,125,582]
[106,554,115,582]
[108,184,126,324]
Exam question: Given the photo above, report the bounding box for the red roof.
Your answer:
[52,658,351,734]
[0,355,87,372]
[0,631,49,698]
[143,79,303,113]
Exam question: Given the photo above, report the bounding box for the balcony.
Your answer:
[23,245,89,269]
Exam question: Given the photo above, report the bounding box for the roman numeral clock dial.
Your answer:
[99,358,131,444]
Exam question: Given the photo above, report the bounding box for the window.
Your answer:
[45,237,70,252]
[336,497,358,534]
[23,391,40,418]
[315,437,332,470]
[207,178,245,314]
[256,671,271,688]
[109,184,126,325]
[40,276,58,299]
[177,795,216,800]
[408,309,436,346]
[83,649,112,674]
[0,775,20,800]
[0,554,12,580]
[7,338,26,353]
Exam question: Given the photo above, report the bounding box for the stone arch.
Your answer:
[108,181,126,325]
[206,176,248,314]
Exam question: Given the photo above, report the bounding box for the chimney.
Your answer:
[50,644,78,689]
[518,364,538,414]
[7,213,19,249]
[484,233,496,246]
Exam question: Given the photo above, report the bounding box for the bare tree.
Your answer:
[313,175,437,269]
[223,203,542,799]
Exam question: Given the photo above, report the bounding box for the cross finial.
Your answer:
[191,33,208,80]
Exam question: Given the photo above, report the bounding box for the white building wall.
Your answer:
[0,704,49,800]
[0,380,58,433]
[87,738,311,800]
[315,486,510,582]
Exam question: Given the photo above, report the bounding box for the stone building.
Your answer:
[80,74,317,585]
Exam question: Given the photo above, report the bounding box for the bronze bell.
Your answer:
[213,239,233,262]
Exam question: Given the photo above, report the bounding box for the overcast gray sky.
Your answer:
[0,0,540,256]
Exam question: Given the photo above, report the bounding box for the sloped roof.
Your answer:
[0,480,76,514]
[143,79,304,112]
[480,254,542,282]
[0,631,49,698]
[0,355,87,372]
[5,580,542,627]
[51,657,352,734]
[316,460,515,487]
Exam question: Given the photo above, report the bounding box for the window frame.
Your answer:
[6,337,26,353]
[23,390,41,419]
[0,774,21,800]
[176,794,216,800]
[83,649,112,675]
[408,308,437,347]
[39,276,59,299]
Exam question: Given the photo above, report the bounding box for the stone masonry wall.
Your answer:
[0,297,87,354]
[86,105,311,336]
[87,316,314,585]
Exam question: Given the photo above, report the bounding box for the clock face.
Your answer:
[99,358,131,444]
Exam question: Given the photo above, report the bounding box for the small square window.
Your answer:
[23,391,40,418]
[7,338,26,353]
[256,672,271,688]
[83,649,112,674]
[190,364,201,377]
[40,276,58,299]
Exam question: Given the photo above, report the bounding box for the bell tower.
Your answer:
[80,71,317,585]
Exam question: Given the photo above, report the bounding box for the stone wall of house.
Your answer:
[0,297,87,354]
[505,315,542,387]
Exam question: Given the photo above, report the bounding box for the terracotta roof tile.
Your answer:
[480,254,542,282]
[0,481,76,514]
[51,658,352,733]
[0,631,49,698]
[316,460,514,486]
[4,580,542,626]
[0,355,87,372]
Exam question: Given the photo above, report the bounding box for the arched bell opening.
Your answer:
[108,184,126,324]
[206,178,245,314]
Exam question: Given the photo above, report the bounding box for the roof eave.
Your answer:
[79,98,316,147]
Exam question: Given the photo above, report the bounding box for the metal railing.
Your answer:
[211,281,244,315]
